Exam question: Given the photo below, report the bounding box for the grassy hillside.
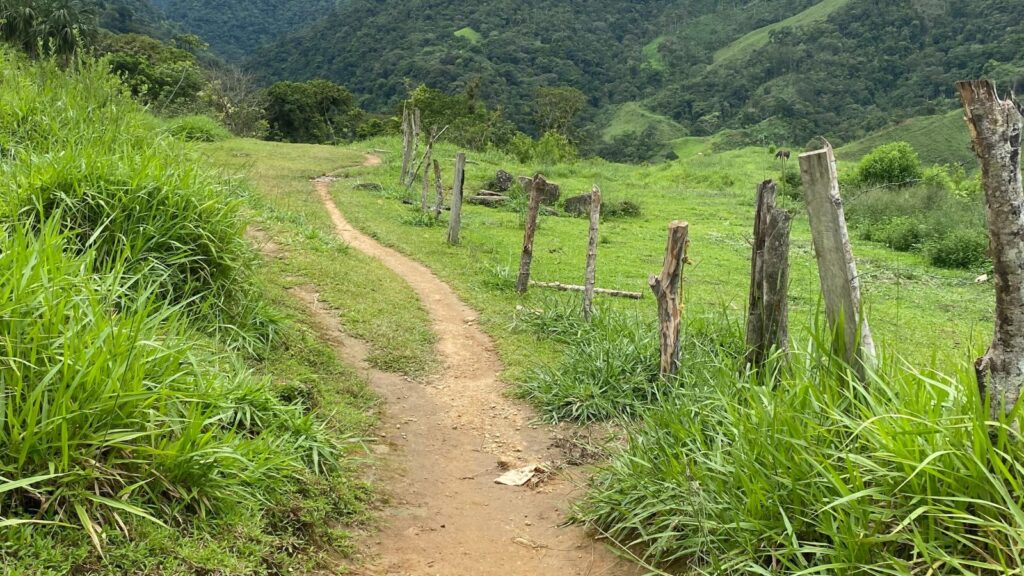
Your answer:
[712,0,851,63]
[837,109,973,167]
[600,102,687,142]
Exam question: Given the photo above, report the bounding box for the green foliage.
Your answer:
[0,0,98,58]
[163,114,232,142]
[156,0,335,62]
[602,199,642,219]
[407,84,515,151]
[533,86,587,135]
[861,216,924,252]
[98,31,206,113]
[593,126,666,164]
[924,228,989,269]
[837,109,974,168]
[265,79,362,144]
[856,141,924,187]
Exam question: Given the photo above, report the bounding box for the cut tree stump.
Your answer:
[583,185,602,321]
[957,80,1024,420]
[745,180,792,370]
[649,221,689,377]
[800,143,876,378]
[448,153,466,245]
[516,175,545,294]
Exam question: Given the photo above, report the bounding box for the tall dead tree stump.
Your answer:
[745,180,792,369]
[957,80,1024,420]
[650,221,689,377]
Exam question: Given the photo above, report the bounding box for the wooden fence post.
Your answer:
[432,159,444,219]
[745,180,792,369]
[800,143,876,378]
[400,106,411,185]
[447,153,466,245]
[583,185,602,321]
[957,80,1024,420]
[420,132,434,212]
[650,221,689,377]
[516,174,545,294]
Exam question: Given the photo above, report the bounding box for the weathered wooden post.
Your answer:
[800,143,876,378]
[745,180,792,369]
[582,185,602,321]
[650,221,689,377]
[400,106,412,185]
[447,153,466,245]
[515,174,545,294]
[957,80,1024,420]
[432,159,444,219]
[420,132,434,212]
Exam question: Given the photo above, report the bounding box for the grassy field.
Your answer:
[713,0,851,63]
[314,136,991,378]
[837,109,973,167]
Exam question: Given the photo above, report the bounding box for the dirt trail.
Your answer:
[303,156,639,576]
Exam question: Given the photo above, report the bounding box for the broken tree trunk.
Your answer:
[531,281,642,300]
[400,106,412,185]
[800,143,876,379]
[649,221,689,377]
[745,180,792,369]
[448,153,466,245]
[432,159,444,219]
[957,80,1024,420]
[516,174,545,294]
[420,133,434,212]
[583,185,602,321]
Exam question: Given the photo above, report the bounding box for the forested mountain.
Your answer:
[241,0,1023,146]
[153,0,338,61]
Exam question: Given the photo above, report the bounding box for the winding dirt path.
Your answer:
[306,157,638,575]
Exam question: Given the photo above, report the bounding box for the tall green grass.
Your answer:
[576,327,1024,574]
[0,49,348,559]
[0,49,272,353]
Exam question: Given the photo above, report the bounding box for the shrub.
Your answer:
[862,216,924,252]
[856,141,923,187]
[924,228,989,269]
[164,115,232,142]
[603,200,642,219]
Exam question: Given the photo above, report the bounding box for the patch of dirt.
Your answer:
[309,178,640,575]
[362,153,383,167]
[245,225,287,259]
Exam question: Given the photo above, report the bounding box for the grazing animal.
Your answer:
[775,149,791,161]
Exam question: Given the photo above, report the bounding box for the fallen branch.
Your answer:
[531,281,644,300]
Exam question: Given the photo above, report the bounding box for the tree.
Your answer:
[0,0,97,59]
[264,79,362,144]
[98,32,206,113]
[857,141,923,187]
[534,86,586,135]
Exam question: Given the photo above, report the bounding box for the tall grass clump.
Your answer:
[513,298,742,423]
[578,335,1024,574]
[0,222,343,542]
[0,49,271,350]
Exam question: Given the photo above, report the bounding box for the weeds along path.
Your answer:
[310,157,639,575]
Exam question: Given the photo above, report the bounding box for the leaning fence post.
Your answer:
[650,221,689,377]
[800,143,876,378]
[516,174,545,294]
[745,180,792,370]
[447,153,466,245]
[957,80,1024,420]
[582,185,602,321]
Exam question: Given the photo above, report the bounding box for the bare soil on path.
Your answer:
[300,156,640,576]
